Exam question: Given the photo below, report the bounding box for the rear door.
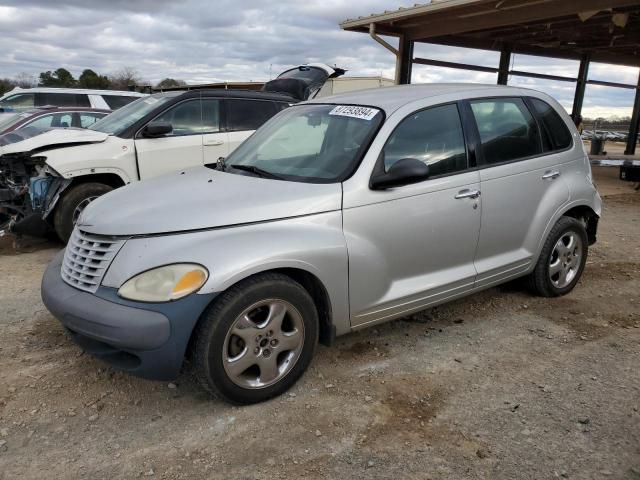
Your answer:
[135,97,205,179]
[469,97,570,287]
[224,99,279,155]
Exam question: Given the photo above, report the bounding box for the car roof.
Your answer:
[0,87,145,97]
[305,83,531,114]
[169,89,296,103]
[23,107,112,115]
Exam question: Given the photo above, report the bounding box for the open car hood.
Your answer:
[78,166,342,236]
[0,128,109,156]
[262,63,346,101]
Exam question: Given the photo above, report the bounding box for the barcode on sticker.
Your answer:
[329,105,379,121]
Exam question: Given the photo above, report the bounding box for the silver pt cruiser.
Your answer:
[42,84,602,404]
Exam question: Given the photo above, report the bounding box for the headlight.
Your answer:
[118,264,208,302]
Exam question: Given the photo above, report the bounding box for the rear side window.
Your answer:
[470,98,542,165]
[103,95,137,110]
[528,98,572,151]
[37,93,90,107]
[226,99,278,131]
[1,93,35,108]
[383,103,467,176]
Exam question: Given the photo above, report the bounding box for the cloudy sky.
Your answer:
[1,0,638,119]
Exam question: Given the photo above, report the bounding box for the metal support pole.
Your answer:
[497,46,511,85]
[397,36,414,85]
[625,71,640,155]
[571,54,590,119]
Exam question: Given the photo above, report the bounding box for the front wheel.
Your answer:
[192,273,318,404]
[528,216,588,297]
[53,182,113,242]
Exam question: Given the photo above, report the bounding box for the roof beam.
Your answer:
[421,36,640,66]
[405,0,640,40]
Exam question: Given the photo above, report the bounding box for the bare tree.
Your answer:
[108,67,143,91]
[13,72,37,88]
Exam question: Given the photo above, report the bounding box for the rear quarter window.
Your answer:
[103,95,138,110]
[528,98,573,151]
[37,93,90,107]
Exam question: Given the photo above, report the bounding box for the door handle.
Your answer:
[455,189,481,199]
[542,170,561,180]
[204,140,224,146]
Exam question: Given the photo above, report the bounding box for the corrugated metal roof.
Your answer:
[340,0,485,29]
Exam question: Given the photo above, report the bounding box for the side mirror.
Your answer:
[370,158,430,190]
[141,121,173,138]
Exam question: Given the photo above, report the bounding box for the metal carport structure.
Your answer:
[340,0,640,155]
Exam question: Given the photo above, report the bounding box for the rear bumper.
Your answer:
[41,250,216,380]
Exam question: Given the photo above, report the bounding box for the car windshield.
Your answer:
[88,93,175,136]
[0,112,30,131]
[222,104,383,183]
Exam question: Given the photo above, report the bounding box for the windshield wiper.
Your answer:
[230,164,283,180]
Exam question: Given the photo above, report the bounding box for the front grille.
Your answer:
[61,228,125,293]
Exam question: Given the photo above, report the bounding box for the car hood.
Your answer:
[0,127,109,155]
[78,167,342,236]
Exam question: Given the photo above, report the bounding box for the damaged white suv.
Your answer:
[42,84,601,404]
[0,89,294,240]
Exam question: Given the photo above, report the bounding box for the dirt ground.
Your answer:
[0,167,638,479]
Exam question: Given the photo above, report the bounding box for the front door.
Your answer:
[201,98,229,165]
[344,103,482,327]
[135,98,206,179]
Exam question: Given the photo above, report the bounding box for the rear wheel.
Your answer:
[53,182,112,242]
[192,273,318,404]
[528,216,588,297]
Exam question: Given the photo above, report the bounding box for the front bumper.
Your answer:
[41,250,216,380]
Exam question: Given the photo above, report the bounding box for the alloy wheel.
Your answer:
[222,299,305,389]
[548,231,583,289]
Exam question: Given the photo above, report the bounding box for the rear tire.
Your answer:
[53,182,112,242]
[192,273,318,404]
[528,216,588,297]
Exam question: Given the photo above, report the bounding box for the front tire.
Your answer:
[192,273,318,404]
[53,182,112,242]
[528,216,588,297]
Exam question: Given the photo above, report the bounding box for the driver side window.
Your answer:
[383,103,467,177]
[153,99,203,136]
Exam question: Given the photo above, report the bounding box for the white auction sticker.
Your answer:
[329,105,379,121]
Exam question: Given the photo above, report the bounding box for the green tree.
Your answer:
[38,68,77,87]
[78,69,111,89]
[0,78,16,96]
[155,78,187,89]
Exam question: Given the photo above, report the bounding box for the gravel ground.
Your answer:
[0,167,638,479]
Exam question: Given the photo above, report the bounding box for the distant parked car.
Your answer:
[0,89,295,241]
[0,87,146,111]
[0,106,110,135]
[41,84,601,404]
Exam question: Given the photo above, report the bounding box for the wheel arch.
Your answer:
[559,204,599,245]
[67,172,127,189]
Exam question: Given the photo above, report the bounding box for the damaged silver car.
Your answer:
[42,84,602,404]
